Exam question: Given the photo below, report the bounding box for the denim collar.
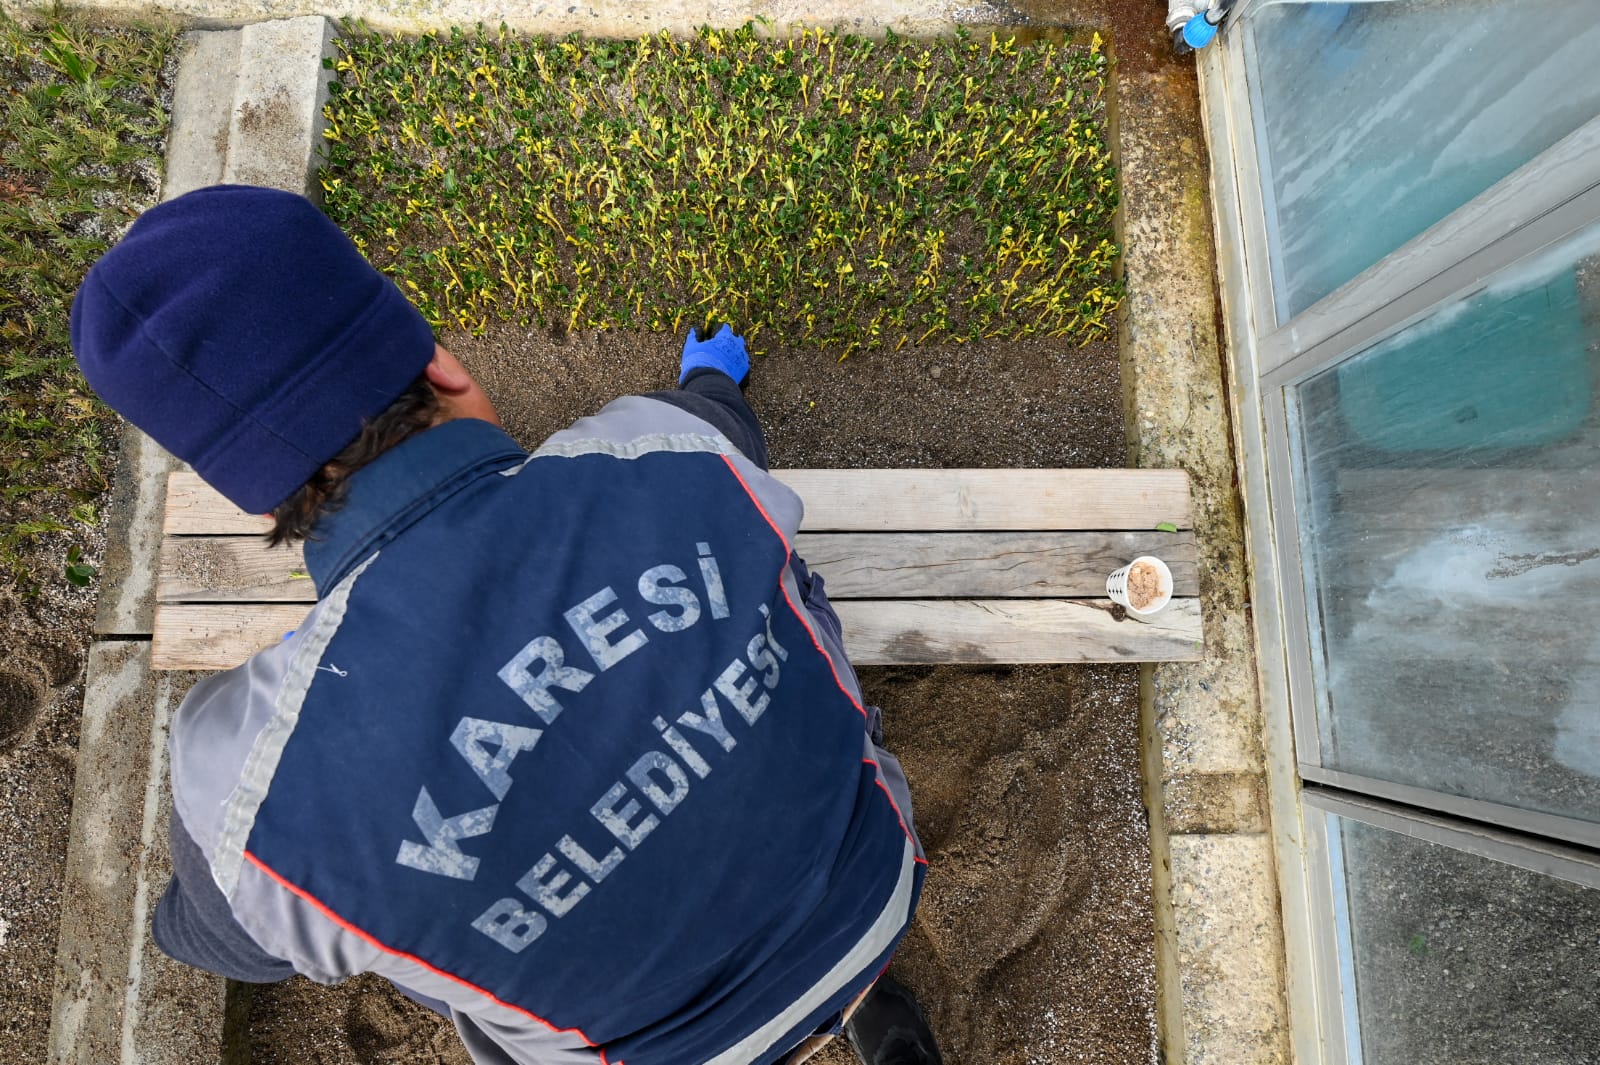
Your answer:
[302,418,527,594]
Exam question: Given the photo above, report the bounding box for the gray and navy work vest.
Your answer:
[167,399,925,1065]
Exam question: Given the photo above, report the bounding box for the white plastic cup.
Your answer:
[1106,555,1174,621]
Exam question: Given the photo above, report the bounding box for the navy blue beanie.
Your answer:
[71,185,436,514]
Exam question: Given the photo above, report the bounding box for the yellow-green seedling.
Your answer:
[321,23,1124,356]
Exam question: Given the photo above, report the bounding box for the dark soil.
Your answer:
[246,325,1157,1065]
[464,328,1127,471]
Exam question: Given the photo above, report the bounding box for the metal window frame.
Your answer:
[1303,766,1600,851]
[1301,788,1600,1065]
[1202,3,1600,1063]
[1303,788,1600,890]
[1197,40,1327,1065]
[1231,1,1600,364]
[1305,809,1356,1065]
[1223,0,1600,834]
[1217,20,1280,334]
[1258,121,1600,381]
[1231,0,1600,382]
[1266,183,1600,844]
[1262,174,1600,391]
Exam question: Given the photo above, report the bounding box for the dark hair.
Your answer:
[266,376,440,546]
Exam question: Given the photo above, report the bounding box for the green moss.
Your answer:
[321,22,1123,355]
[0,14,173,591]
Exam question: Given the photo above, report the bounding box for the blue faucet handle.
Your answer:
[1183,9,1222,49]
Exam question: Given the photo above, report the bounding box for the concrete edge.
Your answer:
[1109,39,1292,1065]
[93,424,180,636]
[48,642,152,1063]
[222,16,337,197]
[5,0,1017,37]
[161,27,242,201]
[47,647,225,1064]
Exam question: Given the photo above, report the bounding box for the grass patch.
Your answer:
[0,14,172,592]
[322,23,1122,355]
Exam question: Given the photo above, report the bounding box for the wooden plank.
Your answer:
[774,469,1194,531]
[799,532,1197,598]
[152,598,1204,671]
[158,536,312,602]
[165,472,273,535]
[833,599,1203,664]
[157,531,1200,603]
[152,603,310,671]
[165,468,1196,535]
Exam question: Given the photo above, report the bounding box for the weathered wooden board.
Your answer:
[158,536,311,602]
[151,598,1204,671]
[165,473,273,535]
[153,604,310,671]
[802,532,1197,598]
[156,530,1200,603]
[157,466,1204,669]
[165,468,1195,535]
[834,599,1204,664]
[775,469,1193,531]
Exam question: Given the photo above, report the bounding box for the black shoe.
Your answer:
[843,976,944,1065]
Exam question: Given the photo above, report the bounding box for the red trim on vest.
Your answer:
[862,759,926,863]
[717,454,866,718]
[241,849,603,1051]
[715,455,921,857]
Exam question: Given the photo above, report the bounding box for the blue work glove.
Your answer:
[679,324,750,386]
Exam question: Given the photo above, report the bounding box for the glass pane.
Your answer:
[1245,0,1600,321]
[1332,814,1600,1065]
[1290,222,1600,827]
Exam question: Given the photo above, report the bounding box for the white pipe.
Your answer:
[1167,0,1202,33]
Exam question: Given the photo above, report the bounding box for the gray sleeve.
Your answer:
[152,811,296,983]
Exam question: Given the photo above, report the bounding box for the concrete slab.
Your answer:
[1101,40,1291,1065]
[94,30,240,638]
[19,0,1012,37]
[55,20,266,1065]
[1167,834,1290,1065]
[221,16,337,197]
[1114,79,1265,783]
[46,644,221,1065]
[93,425,180,637]
[124,782,229,1065]
[163,29,241,200]
[1164,771,1268,835]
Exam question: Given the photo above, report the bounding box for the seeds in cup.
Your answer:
[1127,560,1162,611]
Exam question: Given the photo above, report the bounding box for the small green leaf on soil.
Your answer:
[66,544,95,585]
